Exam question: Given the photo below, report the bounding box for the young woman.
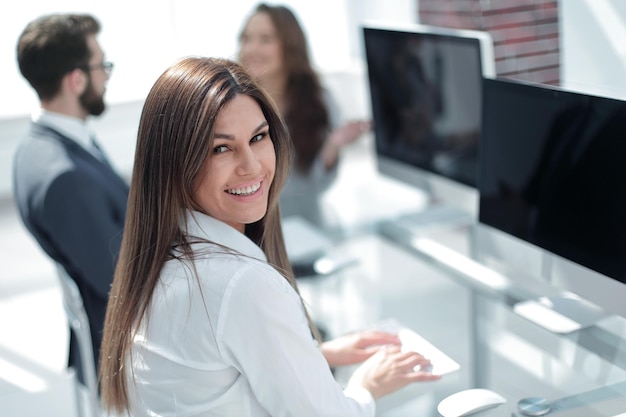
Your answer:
[99,57,439,417]
[238,3,371,227]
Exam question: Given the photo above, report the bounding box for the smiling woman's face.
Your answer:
[193,94,276,232]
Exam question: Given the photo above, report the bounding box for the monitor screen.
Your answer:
[363,23,494,190]
[479,77,626,283]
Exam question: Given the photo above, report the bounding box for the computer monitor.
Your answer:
[478,76,626,320]
[362,22,495,216]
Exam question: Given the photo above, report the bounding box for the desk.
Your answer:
[296,224,626,416]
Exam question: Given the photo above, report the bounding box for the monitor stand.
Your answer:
[513,293,611,334]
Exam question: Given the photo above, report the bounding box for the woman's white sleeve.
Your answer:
[217,264,375,417]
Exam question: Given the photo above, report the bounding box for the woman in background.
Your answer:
[238,3,371,227]
[99,57,439,416]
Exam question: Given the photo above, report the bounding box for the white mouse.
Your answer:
[437,388,506,417]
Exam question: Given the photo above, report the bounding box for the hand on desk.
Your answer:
[348,345,442,399]
[321,330,401,367]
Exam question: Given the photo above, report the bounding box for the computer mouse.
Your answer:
[437,388,506,417]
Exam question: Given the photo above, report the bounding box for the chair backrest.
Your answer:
[55,263,101,417]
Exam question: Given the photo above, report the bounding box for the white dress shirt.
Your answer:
[33,109,103,159]
[127,210,375,416]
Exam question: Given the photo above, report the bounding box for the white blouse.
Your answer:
[127,210,375,416]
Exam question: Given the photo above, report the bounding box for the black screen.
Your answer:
[479,77,626,283]
[363,26,485,187]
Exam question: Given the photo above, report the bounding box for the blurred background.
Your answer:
[1,0,626,195]
[3,1,626,416]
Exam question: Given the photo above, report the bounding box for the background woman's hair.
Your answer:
[244,3,330,173]
[99,56,318,413]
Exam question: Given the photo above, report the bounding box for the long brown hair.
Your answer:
[240,3,330,173]
[99,57,315,414]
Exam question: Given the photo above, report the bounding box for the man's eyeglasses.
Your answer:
[81,61,114,76]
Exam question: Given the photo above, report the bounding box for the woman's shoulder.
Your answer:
[162,250,291,297]
[222,255,293,295]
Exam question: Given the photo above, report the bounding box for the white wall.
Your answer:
[560,0,626,99]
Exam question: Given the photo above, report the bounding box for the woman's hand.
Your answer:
[322,120,372,169]
[321,330,400,368]
[331,120,372,148]
[347,345,442,399]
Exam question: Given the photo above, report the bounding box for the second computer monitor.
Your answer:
[363,22,495,202]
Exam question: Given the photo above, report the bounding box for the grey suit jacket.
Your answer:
[13,122,129,377]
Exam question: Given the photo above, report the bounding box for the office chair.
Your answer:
[55,263,100,417]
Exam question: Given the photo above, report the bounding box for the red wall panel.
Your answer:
[419,0,560,85]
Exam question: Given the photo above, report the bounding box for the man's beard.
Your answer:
[80,78,106,116]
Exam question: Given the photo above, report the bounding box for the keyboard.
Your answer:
[371,319,460,376]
